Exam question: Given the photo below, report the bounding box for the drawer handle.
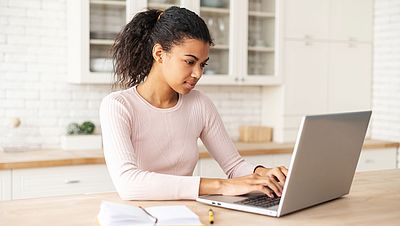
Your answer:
[365,159,374,164]
[65,179,81,184]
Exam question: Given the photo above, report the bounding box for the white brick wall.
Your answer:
[0,0,261,149]
[372,0,400,142]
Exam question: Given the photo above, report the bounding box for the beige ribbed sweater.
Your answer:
[99,86,257,200]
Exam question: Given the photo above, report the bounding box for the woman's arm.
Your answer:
[198,93,288,197]
[199,166,288,198]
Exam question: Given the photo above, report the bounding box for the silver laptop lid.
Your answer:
[278,111,372,216]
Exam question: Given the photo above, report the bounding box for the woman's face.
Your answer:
[160,38,210,94]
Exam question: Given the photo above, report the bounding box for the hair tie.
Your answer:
[157,12,164,21]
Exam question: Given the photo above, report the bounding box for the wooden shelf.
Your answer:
[249,11,275,18]
[90,39,114,45]
[200,7,230,14]
[248,46,275,52]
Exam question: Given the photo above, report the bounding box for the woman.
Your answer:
[100,6,287,200]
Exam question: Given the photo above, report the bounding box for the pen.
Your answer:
[208,208,214,224]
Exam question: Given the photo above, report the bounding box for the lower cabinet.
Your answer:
[357,148,397,172]
[196,148,398,178]
[0,164,115,201]
[0,170,12,201]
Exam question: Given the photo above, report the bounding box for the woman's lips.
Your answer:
[184,81,196,89]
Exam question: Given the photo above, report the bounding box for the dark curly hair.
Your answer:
[112,6,213,89]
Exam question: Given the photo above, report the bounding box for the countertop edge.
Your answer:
[1,139,398,170]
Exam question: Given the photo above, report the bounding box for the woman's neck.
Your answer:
[136,75,179,109]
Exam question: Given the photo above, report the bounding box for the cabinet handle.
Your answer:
[235,77,239,82]
[304,35,312,46]
[241,78,245,82]
[65,179,81,184]
[348,37,356,48]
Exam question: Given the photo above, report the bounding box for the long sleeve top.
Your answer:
[99,86,257,200]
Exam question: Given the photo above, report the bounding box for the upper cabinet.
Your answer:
[284,0,373,42]
[195,0,280,85]
[67,0,124,84]
[67,0,280,85]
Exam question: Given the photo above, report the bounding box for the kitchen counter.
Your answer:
[0,169,399,226]
[0,139,398,170]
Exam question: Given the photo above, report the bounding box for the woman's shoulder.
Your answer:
[184,89,216,111]
[185,89,211,102]
[100,87,135,108]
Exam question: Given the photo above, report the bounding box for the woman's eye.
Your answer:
[200,63,208,68]
[186,60,195,65]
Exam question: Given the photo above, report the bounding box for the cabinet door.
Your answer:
[198,158,227,178]
[357,148,397,172]
[197,0,233,84]
[245,0,279,85]
[330,0,373,42]
[284,40,329,115]
[328,42,372,113]
[12,165,115,200]
[244,154,292,168]
[0,170,12,201]
[284,0,330,40]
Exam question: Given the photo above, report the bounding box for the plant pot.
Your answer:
[61,135,102,150]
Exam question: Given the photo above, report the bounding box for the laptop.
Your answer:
[196,111,372,217]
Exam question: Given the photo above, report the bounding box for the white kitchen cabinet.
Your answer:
[197,158,227,179]
[328,42,372,112]
[12,164,115,200]
[283,40,329,115]
[264,0,374,142]
[357,148,398,172]
[284,0,373,42]
[0,170,12,201]
[330,0,373,42]
[68,0,281,85]
[197,0,280,85]
[67,0,126,84]
[284,0,330,40]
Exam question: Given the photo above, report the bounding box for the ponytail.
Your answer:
[112,6,213,89]
[112,9,162,89]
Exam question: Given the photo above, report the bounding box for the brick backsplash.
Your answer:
[0,0,261,149]
[0,0,398,150]
[372,0,400,142]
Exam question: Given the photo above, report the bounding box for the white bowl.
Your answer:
[90,58,113,72]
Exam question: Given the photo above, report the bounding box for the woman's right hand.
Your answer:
[200,173,284,198]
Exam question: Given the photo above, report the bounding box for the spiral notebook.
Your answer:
[97,201,203,226]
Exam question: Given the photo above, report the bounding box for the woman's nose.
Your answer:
[191,66,202,79]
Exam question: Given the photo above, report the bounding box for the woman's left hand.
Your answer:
[254,166,288,196]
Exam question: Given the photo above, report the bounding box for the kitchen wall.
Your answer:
[372,0,400,141]
[0,0,262,149]
[0,0,399,150]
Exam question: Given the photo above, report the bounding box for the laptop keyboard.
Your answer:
[235,195,281,208]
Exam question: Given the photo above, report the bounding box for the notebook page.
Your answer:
[145,205,202,225]
[98,201,155,226]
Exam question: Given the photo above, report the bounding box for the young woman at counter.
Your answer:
[99,6,288,200]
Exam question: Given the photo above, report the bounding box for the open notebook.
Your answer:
[97,201,203,226]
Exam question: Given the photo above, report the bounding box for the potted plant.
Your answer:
[61,121,102,150]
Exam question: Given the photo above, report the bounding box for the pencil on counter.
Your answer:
[208,208,214,224]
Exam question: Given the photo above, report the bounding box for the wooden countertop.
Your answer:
[0,169,399,226]
[0,139,398,170]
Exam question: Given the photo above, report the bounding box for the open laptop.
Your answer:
[197,111,372,217]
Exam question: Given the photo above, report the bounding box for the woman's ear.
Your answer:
[152,43,164,64]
